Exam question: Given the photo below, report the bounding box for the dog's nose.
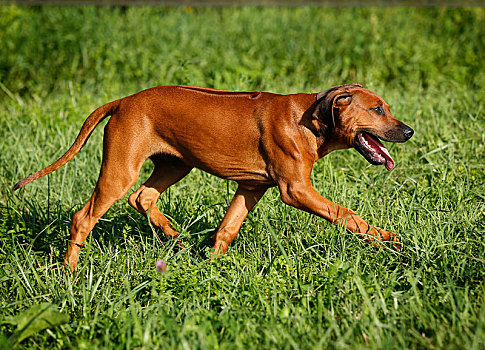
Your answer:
[402,125,414,140]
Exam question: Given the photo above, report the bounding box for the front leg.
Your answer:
[277,179,401,248]
[213,185,268,255]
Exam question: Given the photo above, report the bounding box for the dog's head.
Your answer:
[313,84,413,171]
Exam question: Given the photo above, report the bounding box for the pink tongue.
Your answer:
[363,133,395,171]
[382,149,395,171]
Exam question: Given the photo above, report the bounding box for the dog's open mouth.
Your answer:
[355,131,395,171]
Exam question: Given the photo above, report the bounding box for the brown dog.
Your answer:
[13,84,413,271]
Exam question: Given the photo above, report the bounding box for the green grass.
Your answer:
[0,5,484,349]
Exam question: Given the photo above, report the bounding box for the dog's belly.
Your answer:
[190,156,272,185]
[164,131,273,185]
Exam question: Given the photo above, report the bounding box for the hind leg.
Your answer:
[64,118,152,271]
[128,157,192,237]
[65,163,141,272]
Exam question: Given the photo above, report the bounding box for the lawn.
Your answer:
[0,5,484,349]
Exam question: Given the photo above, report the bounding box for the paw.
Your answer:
[212,240,229,256]
[361,227,401,251]
[381,229,402,251]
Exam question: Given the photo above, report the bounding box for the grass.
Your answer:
[0,5,484,349]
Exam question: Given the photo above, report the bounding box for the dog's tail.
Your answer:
[12,99,120,191]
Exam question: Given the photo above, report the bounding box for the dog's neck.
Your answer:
[299,95,350,160]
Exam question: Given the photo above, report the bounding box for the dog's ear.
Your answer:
[335,95,352,107]
[313,84,361,125]
[315,83,362,102]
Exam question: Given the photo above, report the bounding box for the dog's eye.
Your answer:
[371,106,384,115]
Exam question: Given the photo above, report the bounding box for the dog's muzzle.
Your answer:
[354,125,413,171]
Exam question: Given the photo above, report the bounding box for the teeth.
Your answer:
[359,133,385,161]
[359,134,370,149]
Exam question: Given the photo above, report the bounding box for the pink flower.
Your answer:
[156,259,167,273]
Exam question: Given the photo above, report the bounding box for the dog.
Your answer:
[13,84,414,271]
